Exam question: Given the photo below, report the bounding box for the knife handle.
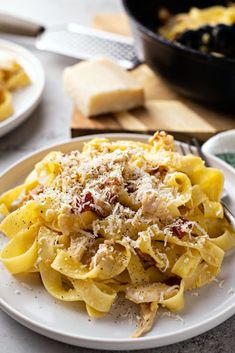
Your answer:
[0,13,44,37]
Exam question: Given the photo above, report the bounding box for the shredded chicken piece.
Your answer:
[125,283,179,304]
[68,236,91,261]
[132,302,159,338]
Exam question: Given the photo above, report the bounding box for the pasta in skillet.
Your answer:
[0,131,235,337]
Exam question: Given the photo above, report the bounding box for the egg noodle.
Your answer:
[159,4,235,41]
[0,132,235,337]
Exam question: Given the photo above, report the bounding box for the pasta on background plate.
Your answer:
[0,131,235,337]
[0,54,31,122]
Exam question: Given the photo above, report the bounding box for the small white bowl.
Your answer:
[202,130,235,182]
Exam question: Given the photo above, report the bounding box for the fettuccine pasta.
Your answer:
[0,131,235,337]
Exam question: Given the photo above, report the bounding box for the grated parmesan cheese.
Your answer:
[227,288,234,295]
[218,280,225,289]
[20,282,33,291]
[191,292,199,297]
[161,311,184,323]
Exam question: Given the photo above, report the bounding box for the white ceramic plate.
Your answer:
[0,39,45,138]
[0,133,235,351]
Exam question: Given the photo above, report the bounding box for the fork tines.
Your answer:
[179,138,209,167]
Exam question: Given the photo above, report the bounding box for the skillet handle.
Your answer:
[0,13,45,37]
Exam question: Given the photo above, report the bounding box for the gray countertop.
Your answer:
[0,1,234,352]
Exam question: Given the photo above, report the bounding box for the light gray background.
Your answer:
[0,1,234,352]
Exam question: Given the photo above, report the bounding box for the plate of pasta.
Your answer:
[0,132,235,350]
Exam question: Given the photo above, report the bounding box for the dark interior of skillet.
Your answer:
[124,0,235,110]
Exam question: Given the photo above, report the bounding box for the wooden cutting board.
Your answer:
[71,13,235,141]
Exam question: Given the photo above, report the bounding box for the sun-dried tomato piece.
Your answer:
[171,218,192,239]
[75,191,95,213]
[106,190,118,204]
[165,277,181,286]
[135,248,156,266]
[171,225,185,239]
[124,181,136,193]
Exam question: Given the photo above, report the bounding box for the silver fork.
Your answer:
[179,138,235,227]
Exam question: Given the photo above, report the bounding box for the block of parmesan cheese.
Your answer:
[63,58,145,117]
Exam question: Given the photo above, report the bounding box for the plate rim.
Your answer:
[0,38,45,138]
[0,132,235,350]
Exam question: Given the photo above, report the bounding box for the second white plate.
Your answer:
[0,39,45,138]
[0,133,235,350]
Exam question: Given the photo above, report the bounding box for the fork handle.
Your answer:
[0,13,45,37]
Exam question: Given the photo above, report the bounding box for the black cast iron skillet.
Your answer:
[123,0,235,109]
